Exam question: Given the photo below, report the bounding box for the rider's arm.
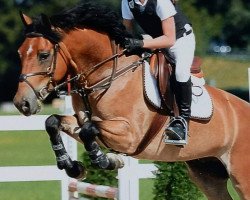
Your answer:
[142,0,177,49]
[142,17,176,49]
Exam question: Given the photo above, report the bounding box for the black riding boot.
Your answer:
[165,78,192,144]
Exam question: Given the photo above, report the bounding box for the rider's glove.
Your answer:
[124,38,144,56]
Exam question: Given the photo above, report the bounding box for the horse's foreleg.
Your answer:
[45,114,85,179]
[79,121,124,170]
[186,158,232,200]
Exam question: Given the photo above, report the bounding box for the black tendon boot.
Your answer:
[165,78,192,145]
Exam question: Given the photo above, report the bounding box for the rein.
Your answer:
[20,32,152,116]
[54,47,127,93]
[52,44,153,95]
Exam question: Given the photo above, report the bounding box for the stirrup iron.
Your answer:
[164,116,188,145]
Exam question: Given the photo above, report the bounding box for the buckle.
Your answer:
[183,29,192,37]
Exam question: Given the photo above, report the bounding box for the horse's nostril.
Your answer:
[21,100,30,113]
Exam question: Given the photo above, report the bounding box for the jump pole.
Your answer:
[68,181,118,199]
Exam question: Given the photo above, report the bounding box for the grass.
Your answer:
[0,181,60,200]
[0,104,61,116]
[140,179,155,200]
[0,131,54,166]
[202,56,250,89]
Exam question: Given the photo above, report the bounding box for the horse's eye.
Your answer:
[38,52,50,61]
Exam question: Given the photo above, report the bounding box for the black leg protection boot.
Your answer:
[165,78,192,145]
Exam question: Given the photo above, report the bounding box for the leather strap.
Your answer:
[158,52,170,101]
[129,113,168,156]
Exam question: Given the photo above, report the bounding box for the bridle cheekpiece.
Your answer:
[19,32,60,101]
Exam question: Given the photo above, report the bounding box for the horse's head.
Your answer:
[14,3,132,116]
[13,13,68,116]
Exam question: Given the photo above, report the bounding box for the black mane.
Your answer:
[25,2,131,44]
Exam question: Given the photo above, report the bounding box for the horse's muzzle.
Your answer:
[13,95,41,116]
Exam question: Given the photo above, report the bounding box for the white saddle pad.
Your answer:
[143,61,213,120]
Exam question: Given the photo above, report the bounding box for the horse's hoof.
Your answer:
[66,161,87,179]
[75,161,87,180]
[107,153,125,169]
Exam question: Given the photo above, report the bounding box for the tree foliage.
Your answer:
[153,162,203,200]
[224,0,250,49]
[194,0,250,49]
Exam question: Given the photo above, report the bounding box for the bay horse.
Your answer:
[13,3,250,200]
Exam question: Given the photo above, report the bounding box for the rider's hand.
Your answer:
[124,38,144,56]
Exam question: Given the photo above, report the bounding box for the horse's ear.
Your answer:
[19,11,32,26]
[40,13,52,30]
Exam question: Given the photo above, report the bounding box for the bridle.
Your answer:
[19,32,123,101]
[19,32,62,101]
[19,37,60,101]
[19,32,152,118]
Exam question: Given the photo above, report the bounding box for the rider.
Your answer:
[121,0,195,144]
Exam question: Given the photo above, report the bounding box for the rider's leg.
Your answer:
[166,78,192,140]
[165,32,195,142]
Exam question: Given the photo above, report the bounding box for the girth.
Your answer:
[129,113,168,156]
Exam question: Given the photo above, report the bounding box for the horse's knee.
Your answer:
[45,115,61,136]
[79,121,100,142]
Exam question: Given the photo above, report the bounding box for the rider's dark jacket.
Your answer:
[127,0,191,39]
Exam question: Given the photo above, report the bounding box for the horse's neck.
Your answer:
[65,29,117,82]
[64,29,140,88]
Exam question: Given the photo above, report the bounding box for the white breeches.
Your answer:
[169,32,196,82]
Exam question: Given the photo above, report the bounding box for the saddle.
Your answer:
[149,51,203,115]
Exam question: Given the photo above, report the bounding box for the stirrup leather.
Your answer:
[164,116,188,145]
